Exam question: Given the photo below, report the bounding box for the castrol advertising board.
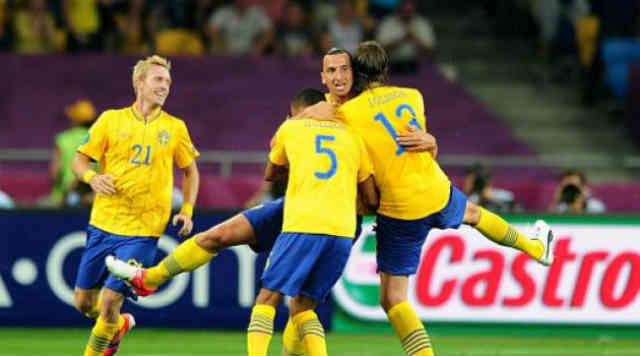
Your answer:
[334,217,640,324]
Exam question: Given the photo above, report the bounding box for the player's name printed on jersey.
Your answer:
[367,90,408,108]
[304,120,345,130]
[335,221,640,325]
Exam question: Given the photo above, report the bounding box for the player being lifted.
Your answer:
[301,41,556,356]
[72,55,200,356]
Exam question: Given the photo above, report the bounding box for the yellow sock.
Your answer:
[145,235,216,287]
[475,207,543,259]
[293,310,327,356]
[83,316,119,356]
[387,302,433,356]
[283,318,305,355]
[85,292,103,319]
[247,304,276,356]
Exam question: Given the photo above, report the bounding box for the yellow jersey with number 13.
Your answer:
[77,104,199,237]
[337,86,450,220]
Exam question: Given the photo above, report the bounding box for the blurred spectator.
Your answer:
[63,0,102,52]
[376,0,436,73]
[206,0,274,56]
[247,0,287,23]
[319,0,373,54]
[463,164,521,214]
[552,183,585,214]
[14,0,62,53]
[275,1,313,57]
[369,0,401,19]
[107,0,150,54]
[549,169,606,214]
[0,188,14,209]
[49,99,96,207]
[148,0,207,55]
[0,0,12,50]
[155,29,205,55]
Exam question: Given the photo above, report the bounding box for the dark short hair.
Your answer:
[321,47,353,72]
[561,169,586,184]
[291,88,325,108]
[353,41,389,91]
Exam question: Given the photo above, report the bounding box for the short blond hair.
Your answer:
[132,55,171,93]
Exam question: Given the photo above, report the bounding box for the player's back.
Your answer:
[270,118,367,238]
[338,85,450,219]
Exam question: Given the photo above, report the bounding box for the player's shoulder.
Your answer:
[391,85,423,99]
[161,111,190,129]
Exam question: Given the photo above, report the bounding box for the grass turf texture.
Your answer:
[2,328,639,355]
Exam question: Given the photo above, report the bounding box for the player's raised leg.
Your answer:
[464,202,556,265]
[106,214,256,294]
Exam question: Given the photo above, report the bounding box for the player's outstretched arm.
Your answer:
[72,152,116,196]
[358,175,379,213]
[397,126,438,157]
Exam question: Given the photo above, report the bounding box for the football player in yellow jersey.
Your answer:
[71,55,200,356]
[304,41,557,356]
[245,87,377,356]
[103,49,437,355]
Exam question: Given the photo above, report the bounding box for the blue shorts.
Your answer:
[242,198,284,253]
[242,198,363,253]
[261,233,352,302]
[75,225,158,297]
[376,186,467,275]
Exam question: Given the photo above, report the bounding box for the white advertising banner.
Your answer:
[334,221,640,324]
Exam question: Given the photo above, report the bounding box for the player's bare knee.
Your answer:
[463,202,481,226]
[197,224,230,252]
[380,290,406,312]
[290,295,316,315]
[255,288,282,307]
[74,295,94,315]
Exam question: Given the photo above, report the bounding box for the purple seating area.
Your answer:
[0,54,532,156]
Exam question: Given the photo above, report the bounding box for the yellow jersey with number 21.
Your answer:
[78,104,199,237]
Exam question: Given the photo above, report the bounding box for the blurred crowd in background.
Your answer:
[1,0,636,215]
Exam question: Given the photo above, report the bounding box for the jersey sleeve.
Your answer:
[77,111,110,162]
[355,134,374,183]
[268,123,288,166]
[174,121,200,168]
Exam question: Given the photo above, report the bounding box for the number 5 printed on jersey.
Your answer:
[374,103,423,155]
[314,135,337,179]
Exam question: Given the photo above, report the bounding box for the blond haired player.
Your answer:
[71,55,200,356]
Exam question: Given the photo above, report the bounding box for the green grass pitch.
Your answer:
[2,328,639,355]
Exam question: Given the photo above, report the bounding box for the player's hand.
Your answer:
[172,214,193,237]
[89,174,116,196]
[397,126,437,152]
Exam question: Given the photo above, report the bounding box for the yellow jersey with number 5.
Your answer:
[269,118,374,238]
[337,86,450,220]
[77,104,199,237]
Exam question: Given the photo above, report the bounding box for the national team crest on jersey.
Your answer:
[158,130,170,146]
